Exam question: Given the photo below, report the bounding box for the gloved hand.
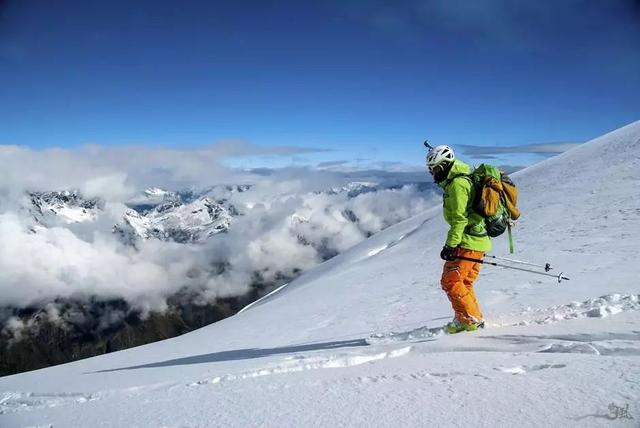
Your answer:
[440,245,457,261]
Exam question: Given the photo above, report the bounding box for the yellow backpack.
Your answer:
[470,164,520,253]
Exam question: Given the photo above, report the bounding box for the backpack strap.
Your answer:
[443,173,472,187]
[444,173,483,231]
[464,224,488,237]
[507,222,514,254]
[445,173,490,238]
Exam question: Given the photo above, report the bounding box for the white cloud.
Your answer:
[0,142,437,327]
[81,173,134,201]
[0,212,200,310]
[0,142,329,201]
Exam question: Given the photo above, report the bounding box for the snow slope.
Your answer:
[1,121,640,427]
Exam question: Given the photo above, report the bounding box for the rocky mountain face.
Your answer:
[114,187,244,244]
[28,191,103,226]
[26,185,250,244]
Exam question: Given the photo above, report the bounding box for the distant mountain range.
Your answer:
[26,181,436,245]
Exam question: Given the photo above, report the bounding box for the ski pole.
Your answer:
[423,140,433,150]
[454,255,570,283]
[486,255,553,272]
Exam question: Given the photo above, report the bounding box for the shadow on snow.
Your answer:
[91,339,369,373]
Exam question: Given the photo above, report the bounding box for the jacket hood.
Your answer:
[438,160,471,187]
[448,159,471,176]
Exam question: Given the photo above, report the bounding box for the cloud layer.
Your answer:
[0,143,437,325]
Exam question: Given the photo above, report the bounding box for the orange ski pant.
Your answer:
[440,248,484,324]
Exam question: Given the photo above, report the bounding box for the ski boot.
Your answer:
[445,318,485,334]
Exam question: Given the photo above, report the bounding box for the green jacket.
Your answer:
[438,160,492,252]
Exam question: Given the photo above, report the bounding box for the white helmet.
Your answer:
[426,145,455,168]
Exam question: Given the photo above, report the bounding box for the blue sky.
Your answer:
[1,0,639,169]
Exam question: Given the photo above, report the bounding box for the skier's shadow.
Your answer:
[92,339,369,373]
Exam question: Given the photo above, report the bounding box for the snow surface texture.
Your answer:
[1,121,640,427]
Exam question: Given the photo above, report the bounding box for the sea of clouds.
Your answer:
[0,143,438,324]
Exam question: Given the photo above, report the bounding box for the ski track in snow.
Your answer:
[3,293,640,417]
[0,383,172,416]
[495,363,567,375]
[0,391,98,415]
[191,346,413,386]
[0,348,414,416]
[368,293,640,345]
[366,325,446,344]
[502,293,640,327]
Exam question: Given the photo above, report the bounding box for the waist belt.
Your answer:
[464,224,488,237]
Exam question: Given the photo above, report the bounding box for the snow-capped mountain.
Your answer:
[28,190,102,226]
[324,181,435,198]
[24,182,434,244]
[324,181,378,197]
[126,185,252,211]
[22,185,246,244]
[114,185,251,243]
[137,187,174,204]
[2,121,638,427]
[115,196,234,244]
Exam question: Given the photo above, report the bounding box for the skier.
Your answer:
[426,145,490,333]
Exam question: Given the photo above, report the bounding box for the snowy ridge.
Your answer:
[116,196,233,243]
[24,181,434,245]
[28,191,101,225]
[1,121,640,427]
